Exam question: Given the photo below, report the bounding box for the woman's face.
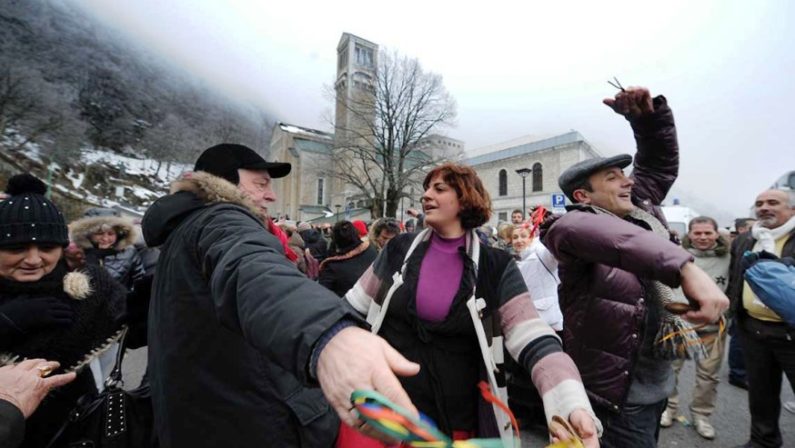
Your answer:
[511,227,533,253]
[422,174,462,231]
[0,244,63,282]
[90,229,117,249]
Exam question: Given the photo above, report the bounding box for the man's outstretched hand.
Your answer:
[316,327,420,440]
[603,86,654,118]
[0,359,76,418]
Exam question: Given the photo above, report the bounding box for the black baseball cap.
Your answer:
[558,154,633,202]
[194,143,291,184]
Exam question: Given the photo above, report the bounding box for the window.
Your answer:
[338,45,348,70]
[355,44,374,67]
[498,212,508,222]
[498,169,508,196]
[316,178,325,205]
[532,163,543,192]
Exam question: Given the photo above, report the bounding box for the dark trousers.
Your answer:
[594,399,667,448]
[729,319,747,383]
[739,317,795,448]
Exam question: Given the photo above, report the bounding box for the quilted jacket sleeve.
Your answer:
[628,95,679,206]
[544,210,693,288]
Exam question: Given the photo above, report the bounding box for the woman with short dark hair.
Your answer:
[318,221,377,297]
[340,163,601,446]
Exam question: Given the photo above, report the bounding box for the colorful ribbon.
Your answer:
[350,388,506,447]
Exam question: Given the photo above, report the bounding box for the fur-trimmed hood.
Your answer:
[70,215,138,250]
[143,171,267,247]
[170,171,266,220]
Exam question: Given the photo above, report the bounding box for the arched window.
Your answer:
[498,169,508,196]
[532,163,543,192]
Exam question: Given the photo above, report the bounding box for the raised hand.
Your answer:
[603,86,654,118]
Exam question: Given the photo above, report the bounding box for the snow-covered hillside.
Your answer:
[0,142,190,219]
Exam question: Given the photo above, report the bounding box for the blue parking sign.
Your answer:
[551,193,566,208]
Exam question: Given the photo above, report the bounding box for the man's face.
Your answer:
[0,244,63,282]
[688,222,719,251]
[376,229,397,249]
[511,212,524,225]
[238,169,277,216]
[574,167,635,217]
[736,220,755,234]
[754,190,795,229]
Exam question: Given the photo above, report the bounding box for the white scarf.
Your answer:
[751,215,795,253]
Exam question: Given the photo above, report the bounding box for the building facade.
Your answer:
[269,32,465,223]
[269,122,335,221]
[465,131,600,225]
[416,134,465,161]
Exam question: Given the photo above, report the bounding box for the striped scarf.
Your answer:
[591,205,707,360]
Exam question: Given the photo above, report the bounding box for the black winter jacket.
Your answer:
[142,172,362,448]
[318,242,377,297]
[0,399,24,448]
[0,262,126,447]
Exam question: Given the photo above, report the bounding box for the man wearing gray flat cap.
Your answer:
[542,87,729,447]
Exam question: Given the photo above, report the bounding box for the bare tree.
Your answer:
[0,66,68,150]
[0,60,90,166]
[324,50,458,218]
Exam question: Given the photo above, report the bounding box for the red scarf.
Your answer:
[266,218,299,262]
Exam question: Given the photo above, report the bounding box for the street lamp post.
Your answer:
[515,168,531,219]
[334,204,341,222]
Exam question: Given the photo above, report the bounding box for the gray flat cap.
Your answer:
[559,154,633,201]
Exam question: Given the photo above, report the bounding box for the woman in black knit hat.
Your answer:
[0,174,126,447]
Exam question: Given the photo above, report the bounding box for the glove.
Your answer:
[741,250,779,271]
[0,297,75,338]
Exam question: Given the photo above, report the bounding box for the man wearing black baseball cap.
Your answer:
[142,143,420,447]
[194,143,291,217]
[542,88,729,447]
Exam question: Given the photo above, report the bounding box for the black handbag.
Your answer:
[46,328,155,448]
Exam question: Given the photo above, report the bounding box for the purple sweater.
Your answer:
[416,233,466,322]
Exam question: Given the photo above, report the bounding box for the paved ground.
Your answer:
[122,337,795,447]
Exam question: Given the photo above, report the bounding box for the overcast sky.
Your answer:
[68,0,795,219]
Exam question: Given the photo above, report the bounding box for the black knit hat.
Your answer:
[0,174,69,248]
[194,143,291,185]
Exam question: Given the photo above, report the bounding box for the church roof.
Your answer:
[464,131,597,166]
[278,122,333,141]
[294,138,332,155]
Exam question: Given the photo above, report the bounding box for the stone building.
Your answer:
[268,122,373,222]
[269,122,333,221]
[268,32,463,223]
[417,134,465,161]
[465,131,600,225]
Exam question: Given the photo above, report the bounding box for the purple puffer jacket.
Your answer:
[542,96,693,412]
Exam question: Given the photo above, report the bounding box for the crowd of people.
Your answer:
[0,86,792,448]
